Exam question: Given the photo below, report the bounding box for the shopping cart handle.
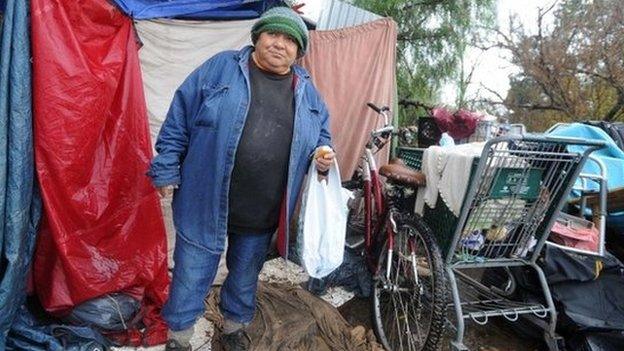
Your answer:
[500,134,607,151]
[531,134,606,148]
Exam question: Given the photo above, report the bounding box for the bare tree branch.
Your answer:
[479,84,506,103]
[476,99,567,112]
[473,0,624,128]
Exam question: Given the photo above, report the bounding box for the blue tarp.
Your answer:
[547,123,624,192]
[0,0,42,347]
[109,0,282,20]
[547,123,624,234]
[7,306,109,351]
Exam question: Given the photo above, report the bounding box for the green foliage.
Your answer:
[353,0,496,126]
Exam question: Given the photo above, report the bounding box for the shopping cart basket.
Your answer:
[397,135,605,351]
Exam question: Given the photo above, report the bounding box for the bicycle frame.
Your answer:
[347,102,418,285]
[357,103,450,351]
[358,141,398,279]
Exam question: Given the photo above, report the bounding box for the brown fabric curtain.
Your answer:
[300,18,398,180]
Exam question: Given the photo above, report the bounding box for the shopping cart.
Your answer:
[397,135,605,351]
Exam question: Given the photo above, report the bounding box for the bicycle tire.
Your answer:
[372,213,447,351]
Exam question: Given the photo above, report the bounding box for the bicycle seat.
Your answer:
[379,158,426,187]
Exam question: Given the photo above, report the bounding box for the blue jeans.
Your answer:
[162,232,272,331]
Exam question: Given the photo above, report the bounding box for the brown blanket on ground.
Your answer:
[205,282,383,351]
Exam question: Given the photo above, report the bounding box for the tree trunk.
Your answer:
[603,89,624,122]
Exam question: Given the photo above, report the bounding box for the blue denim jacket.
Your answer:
[148,46,332,255]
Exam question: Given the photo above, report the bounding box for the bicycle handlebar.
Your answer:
[367,102,391,131]
[371,126,394,137]
[366,102,381,113]
[367,102,390,114]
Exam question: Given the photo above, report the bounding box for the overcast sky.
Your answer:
[444,0,558,106]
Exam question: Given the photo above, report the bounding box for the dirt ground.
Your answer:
[338,297,544,351]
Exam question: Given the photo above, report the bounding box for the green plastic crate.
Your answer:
[396,146,478,257]
[396,147,424,170]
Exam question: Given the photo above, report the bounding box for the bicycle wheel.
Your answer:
[372,213,447,351]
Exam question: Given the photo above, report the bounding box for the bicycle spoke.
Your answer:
[402,263,425,348]
[372,214,447,351]
[390,292,404,350]
[401,254,427,350]
[389,253,404,350]
[378,277,399,348]
[407,292,425,346]
[394,250,414,346]
[403,231,424,349]
[395,279,416,350]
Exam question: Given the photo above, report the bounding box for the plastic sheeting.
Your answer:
[546,249,624,332]
[7,305,110,351]
[547,123,624,191]
[299,18,398,180]
[30,0,169,346]
[515,245,624,331]
[66,293,141,332]
[109,0,279,20]
[0,0,42,347]
[135,18,255,146]
[567,331,624,351]
[547,123,624,234]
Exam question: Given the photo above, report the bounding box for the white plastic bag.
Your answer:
[298,159,351,278]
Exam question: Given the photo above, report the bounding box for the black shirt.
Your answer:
[227,57,295,234]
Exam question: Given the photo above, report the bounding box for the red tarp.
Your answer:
[31,0,169,346]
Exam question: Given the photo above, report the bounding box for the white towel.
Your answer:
[415,143,485,216]
[414,146,443,215]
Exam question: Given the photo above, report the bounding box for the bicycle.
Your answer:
[343,103,447,351]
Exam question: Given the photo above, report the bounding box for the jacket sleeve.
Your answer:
[148,68,203,187]
[315,99,333,149]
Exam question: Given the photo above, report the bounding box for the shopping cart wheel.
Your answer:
[372,213,447,351]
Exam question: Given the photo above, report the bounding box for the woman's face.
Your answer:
[253,31,299,75]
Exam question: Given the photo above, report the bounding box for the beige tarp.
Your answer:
[300,18,398,179]
[135,18,255,146]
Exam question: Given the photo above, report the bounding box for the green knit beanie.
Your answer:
[251,6,309,56]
